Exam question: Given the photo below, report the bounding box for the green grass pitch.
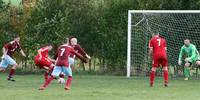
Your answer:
[0,73,200,100]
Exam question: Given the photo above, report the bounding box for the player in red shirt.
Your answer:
[34,44,55,82]
[39,41,87,90]
[57,37,91,80]
[149,33,168,87]
[0,37,26,81]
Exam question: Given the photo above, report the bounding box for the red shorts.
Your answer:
[152,57,168,68]
[34,57,53,69]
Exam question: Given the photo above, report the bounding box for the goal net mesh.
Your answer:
[130,12,200,76]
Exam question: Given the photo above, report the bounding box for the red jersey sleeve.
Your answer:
[16,42,22,50]
[3,43,9,49]
[74,44,87,57]
[54,47,60,59]
[70,48,87,63]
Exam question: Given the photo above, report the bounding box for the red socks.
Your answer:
[150,71,155,86]
[9,69,15,78]
[66,76,72,87]
[43,76,55,88]
[44,72,49,82]
[163,70,169,84]
[150,70,169,86]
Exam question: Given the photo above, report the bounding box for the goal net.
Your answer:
[127,10,200,77]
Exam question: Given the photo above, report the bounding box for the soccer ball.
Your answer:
[58,78,65,84]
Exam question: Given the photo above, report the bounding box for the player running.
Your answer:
[0,37,26,81]
[39,41,87,90]
[149,33,168,87]
[34,44,55,82]
[178,39,200,80]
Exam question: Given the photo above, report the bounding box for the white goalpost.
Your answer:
[127,10,200,78]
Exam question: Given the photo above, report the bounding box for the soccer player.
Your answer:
[39,41,87,90]
[68,37,91,70]
[34,44,55,82]
[149,33,168,87]
[0,37,26,81]
[178,39,200,80]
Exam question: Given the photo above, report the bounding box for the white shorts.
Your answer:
[0,55,17,68]
[51,66,72,77]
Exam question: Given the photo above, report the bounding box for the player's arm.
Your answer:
[178,46,184,65]
[48,56,55,63]
[164,39,167,51]
[148,40,153,59]
[186,46,197,62]
[20,49,26,57]
[2,44,8,56]
[2,46,7,55]
[17,43,26,57]
[149,48,153,59]
[37,47,49,60]
[54,47,60,60]
[75,44,91,59]
[71,49,87,63]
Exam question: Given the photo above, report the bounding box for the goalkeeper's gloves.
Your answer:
[185,58,191,63]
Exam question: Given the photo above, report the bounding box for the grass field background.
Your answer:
[0,73,200,100]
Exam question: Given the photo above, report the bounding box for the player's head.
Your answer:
[45,44,53,50]
[152,33,159,37]
[14,37,20,42]
[70,37,77,46]
[184,39,190,46]
[65,38,69,44]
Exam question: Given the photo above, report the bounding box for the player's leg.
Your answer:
[39,66,61,90]
[63,67,73,90]
[161,58,169,87]
[0,57,8,72]
[41,58,54,82]
[34,58,49,82]
[184,62,191,80]
[5,55,17,81]
[43,67,50,82]
[150,66,156,87]
[162,66,168,87]
[58,58,74,79]
[150,59,158,87]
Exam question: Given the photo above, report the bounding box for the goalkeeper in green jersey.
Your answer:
[178,39,200,80]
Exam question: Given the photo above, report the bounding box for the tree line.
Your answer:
[1,0,200,74]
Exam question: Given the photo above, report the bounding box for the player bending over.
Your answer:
[0,37,26,81]
[149,33,168,87]
[178,39,200,80]
[39,41,87,90]
[34,44,55,82]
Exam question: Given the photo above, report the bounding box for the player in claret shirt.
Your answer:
[0,37,26,81]
[39,41,87,90]
[68,37,91,71]
[34,44,55,82]
[149,33,168,87]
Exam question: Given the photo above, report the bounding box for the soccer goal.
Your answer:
[127,10,200,78]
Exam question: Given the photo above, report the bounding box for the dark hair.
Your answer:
[41,43,52,47]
